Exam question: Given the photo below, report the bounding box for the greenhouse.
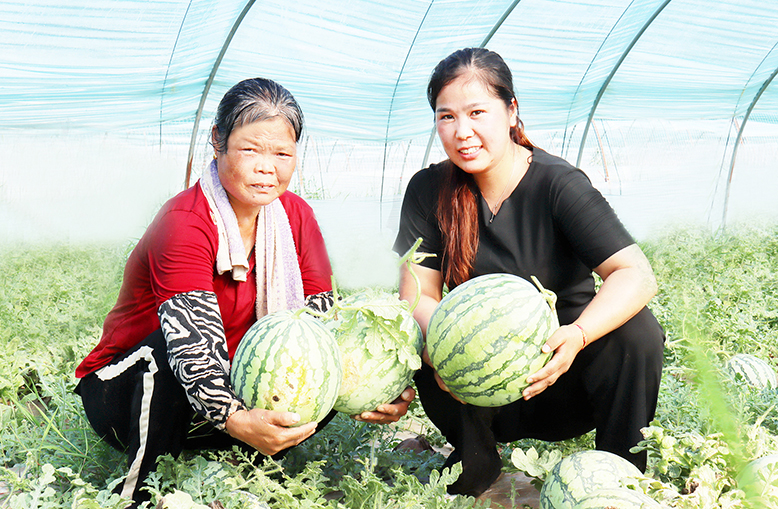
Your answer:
[1,1,778,508]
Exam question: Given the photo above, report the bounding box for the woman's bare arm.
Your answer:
[523,243,658,399]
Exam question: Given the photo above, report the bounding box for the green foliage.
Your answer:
[0,243,127,401]
[509,446,563,492]
[643,225,778,361]
[282,413,444,483]
[3,224,778,508]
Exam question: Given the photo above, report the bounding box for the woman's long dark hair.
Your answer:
[427,48,534,287]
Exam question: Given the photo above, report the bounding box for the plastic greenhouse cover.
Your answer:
[2,0,776,139]
[1,0,777,266]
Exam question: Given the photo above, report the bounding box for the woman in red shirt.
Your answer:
[76,78,413,507]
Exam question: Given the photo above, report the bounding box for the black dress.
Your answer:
[393,147,665,496]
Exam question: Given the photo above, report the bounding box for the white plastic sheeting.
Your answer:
[1,0,777,260]
[3,1,777,135]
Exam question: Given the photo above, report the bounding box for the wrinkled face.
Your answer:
[215,117,297,218]
[435,75,517,177]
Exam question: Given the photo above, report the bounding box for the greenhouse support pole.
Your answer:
[160,0,194,149]
[185,0,257,189]
[420,0,523,170]
[721,64,778,228]
[561,0,632,158]
[380,0,435,212]
[575,0,671,168]
[420,125,437,169]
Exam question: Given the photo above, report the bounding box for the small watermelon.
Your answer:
[736,453,778,499]
[231,309,341,425]
[426,273,558,407]
[539,450,643,509]
[726,353,777,390]
[572,487,661,508]
[326,289,423,415]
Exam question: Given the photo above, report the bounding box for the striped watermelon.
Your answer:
[426,273,558,407]
[326,289,423,415]
[736,453,778,499]
[230,309,341,425]
[572,488,661,508]
[539,451,643,509]
[726,353,777,390]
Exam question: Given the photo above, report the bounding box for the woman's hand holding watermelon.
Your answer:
[522,324,586,400]
[420,345,468,404]
[225,407,318,456]
[354,386,416,424]
[523,244,657,400]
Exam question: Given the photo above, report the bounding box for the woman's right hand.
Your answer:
[423,346,467,404]
[224,408,317,456]
[400,262,465,404]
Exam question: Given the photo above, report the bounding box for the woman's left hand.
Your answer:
[353,387,416,424]
[521,324,585,400]
[522,243,658,401]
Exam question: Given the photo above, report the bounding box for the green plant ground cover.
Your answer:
[2,223,778,508]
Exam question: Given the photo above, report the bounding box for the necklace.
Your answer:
[488,156,520,224]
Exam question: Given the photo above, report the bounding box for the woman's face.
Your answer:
[215,117,297,218]
[434,75,517,177]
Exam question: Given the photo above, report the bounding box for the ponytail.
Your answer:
[436,161,479,287]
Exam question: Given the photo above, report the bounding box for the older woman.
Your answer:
[75,78,413,507]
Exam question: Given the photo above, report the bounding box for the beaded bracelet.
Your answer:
[573,323,588,348]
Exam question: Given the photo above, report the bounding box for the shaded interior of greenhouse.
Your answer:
[2,0,777,287]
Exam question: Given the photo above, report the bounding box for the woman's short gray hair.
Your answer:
[212,78,304,153]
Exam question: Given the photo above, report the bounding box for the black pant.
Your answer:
[76,329,335,506]
[415,306,665,495]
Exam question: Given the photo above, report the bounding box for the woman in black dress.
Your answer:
[393,48,665,497]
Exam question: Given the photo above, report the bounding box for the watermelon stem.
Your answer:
[326,275,342,319]
[398,237,436,313]
[530,275,558,312]
[297,305,327,319]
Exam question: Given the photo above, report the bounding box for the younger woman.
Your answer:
[394,48,665,497]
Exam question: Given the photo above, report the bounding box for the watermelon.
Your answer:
[539,450,643,509]
[230,309,341,425]
[726,353,777,390]
[736,453,778,499]
[572,488,661,508]
[325,289,423,415]
[425,273,558,407]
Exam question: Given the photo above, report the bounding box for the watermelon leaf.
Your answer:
[510,446,561,481]
[398,344,422,370]
[323,285,424,414]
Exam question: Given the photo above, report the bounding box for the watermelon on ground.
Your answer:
[572,487,662,508]
[539,450,643,509]
[736,453,778,500]
[426,273,558,407]
[326,289,423,415]
[230,309,341,425]
[726,353,777,390]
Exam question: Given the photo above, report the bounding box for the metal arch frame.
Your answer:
[721,61,778,227]
[184,0,258,188]
[419,0,524,170]
[379,0,436,202]
[561,0,635,160]
[159,0,195,149]
[574,0,672,169]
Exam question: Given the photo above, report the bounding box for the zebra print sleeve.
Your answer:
[158,290,246,430]
[304,290,335,314]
